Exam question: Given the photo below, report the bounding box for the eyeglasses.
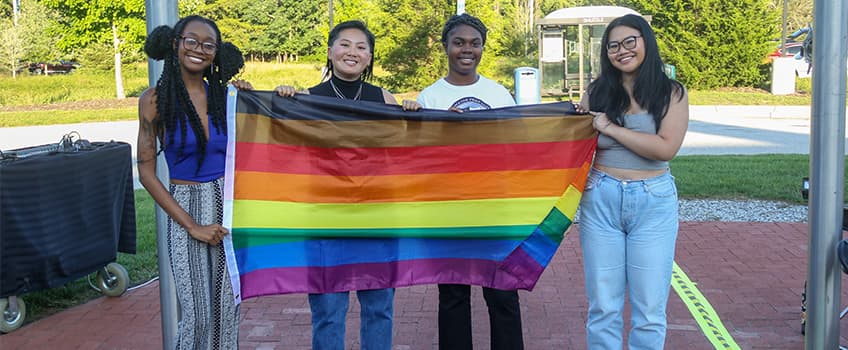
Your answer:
[606,35,641,54]
[179,36,218,54]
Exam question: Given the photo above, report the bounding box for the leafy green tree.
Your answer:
[372,0,530,91]
[0,0,62,77]
[772,0,811,35]
[272,0,326,61]
[178,0,206,17]
[200,0,325,62]
[369,0,451,91]
[1,0,11,18]
[194,0,261,60]
[41,0,146,97]
[0,17,25,77]
[628,0,779,89]
[41,0,146,62]
[334,0,379,23]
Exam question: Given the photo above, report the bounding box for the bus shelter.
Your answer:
[537,6,650,98]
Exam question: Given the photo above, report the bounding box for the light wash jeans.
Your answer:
[309,288,395,350]
[578,168,679,350]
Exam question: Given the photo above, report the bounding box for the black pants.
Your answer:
[438,284,524,350]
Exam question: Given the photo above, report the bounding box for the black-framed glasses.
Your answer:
[179,36,218,54]
[606,35,642,54]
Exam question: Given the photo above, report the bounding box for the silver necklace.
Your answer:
[329,78,363,100]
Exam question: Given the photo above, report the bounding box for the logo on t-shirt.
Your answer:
[450,97,492,111]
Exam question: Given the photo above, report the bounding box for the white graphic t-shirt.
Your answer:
[416,76,515,111]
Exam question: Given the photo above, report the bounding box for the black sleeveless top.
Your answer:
[309,75,385,103]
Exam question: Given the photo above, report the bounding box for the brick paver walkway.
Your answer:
[3,222,848,349]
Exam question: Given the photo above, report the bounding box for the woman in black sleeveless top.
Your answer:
[276,21,396,105]
[275,20,397,350]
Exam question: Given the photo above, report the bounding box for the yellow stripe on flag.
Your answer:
[232,197,560,229]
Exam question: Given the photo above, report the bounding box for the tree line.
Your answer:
[0,0,812,90]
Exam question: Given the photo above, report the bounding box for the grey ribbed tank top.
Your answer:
[595,112,669,170]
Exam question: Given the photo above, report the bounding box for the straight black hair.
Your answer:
[587,14,683,130]
[323,20,376,82]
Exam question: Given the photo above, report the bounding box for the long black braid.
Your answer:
[143,15,244,172]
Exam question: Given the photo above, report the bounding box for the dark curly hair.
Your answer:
[441,13,488,46]
[323,20,376,82]
[144,15,244,171]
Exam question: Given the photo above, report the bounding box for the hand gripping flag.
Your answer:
[222,88,596,303]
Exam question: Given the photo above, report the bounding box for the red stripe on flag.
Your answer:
[235,138,597,176]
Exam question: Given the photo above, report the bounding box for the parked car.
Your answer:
[766,42,811,78]
[28,60,80,75]
[768,42,804,59]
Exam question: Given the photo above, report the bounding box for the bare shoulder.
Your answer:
[672,82,688,103]
[139,88,158,108]
[382,88,398,104]
[138,88,158,122]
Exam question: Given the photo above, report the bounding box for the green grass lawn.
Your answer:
[0,108,139,127]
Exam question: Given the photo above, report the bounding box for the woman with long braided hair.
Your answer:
[137,15,246,349]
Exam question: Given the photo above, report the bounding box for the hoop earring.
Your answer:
[209,62,215,76]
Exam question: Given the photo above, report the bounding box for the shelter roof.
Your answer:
[538,6,644,26]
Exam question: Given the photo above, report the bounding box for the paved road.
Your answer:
[680,105,847,156]
[0,105,844,189]
[0,120,142,188]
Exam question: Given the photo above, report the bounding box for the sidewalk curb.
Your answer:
[690,105,811,119]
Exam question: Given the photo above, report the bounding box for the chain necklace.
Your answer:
[329,78,363,101]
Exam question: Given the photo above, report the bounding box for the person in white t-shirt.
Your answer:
[415,73,514,111]
[403,13,524,350]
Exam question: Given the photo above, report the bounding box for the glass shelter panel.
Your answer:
[540,30,566,95]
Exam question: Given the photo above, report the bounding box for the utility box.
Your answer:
[771,57,796,95]
[514,67,541,105]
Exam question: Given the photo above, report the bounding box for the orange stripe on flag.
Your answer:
[234,168,584,203]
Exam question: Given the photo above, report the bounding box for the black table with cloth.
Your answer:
[0,141,136,297]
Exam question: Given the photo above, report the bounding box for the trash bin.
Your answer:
[771,57,796,95]
[514,67,540,105]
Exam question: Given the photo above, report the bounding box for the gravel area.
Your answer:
[575,199,809,223]
[678,199,808,222]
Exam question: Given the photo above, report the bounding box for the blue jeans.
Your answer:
[578,169,678,350]
[309,288,395,350]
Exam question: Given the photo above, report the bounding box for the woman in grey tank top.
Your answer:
[575,14,689,350]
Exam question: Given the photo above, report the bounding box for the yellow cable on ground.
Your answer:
[671,261,741,350]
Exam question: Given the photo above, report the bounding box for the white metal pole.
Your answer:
[806,0,848,348]
[457,0,465,15]
[144,1,178,349]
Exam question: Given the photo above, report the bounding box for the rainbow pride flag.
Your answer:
[222,89,596,302]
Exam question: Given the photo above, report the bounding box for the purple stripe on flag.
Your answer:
[497,247,546,288]
[238,257,540,299]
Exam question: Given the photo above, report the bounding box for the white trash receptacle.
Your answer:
[514,67,540,105]
[771,57,796,95]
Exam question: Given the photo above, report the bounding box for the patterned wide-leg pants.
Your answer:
[167,177,239,349]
